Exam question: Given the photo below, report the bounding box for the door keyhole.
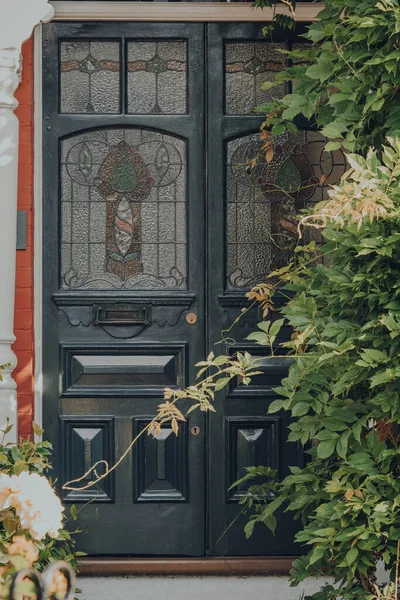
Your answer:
[191,426,201,436]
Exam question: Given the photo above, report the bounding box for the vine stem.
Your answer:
[63,359,258,492]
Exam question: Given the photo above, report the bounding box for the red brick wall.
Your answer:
[13,37,35,439]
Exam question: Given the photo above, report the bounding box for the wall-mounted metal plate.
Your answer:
[16,210,27,250]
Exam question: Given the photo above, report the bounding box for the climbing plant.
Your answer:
[253,0,400,154]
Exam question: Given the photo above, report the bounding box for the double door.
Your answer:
[42,21,320,556]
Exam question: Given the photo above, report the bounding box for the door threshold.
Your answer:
[78,556,295,576]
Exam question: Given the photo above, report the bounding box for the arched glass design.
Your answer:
[226,130,346,289]
[61,128,187,290]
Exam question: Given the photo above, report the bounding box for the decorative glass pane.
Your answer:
[61,129,187,290]
[226,131,347,289]
[225,42,285,115]
[60,41,120,114]
[127,41,187,114]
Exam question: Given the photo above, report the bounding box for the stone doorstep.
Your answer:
[78,575,332,600]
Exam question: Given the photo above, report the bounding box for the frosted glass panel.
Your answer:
[225,42,285,115]
[61,129,187,290]
[226,131,346,289]
[60,41,120,114]
[127,41,187,114]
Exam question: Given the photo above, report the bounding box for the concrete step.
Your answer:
[78,576,330,600]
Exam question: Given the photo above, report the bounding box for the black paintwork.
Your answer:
[43,22,305,557]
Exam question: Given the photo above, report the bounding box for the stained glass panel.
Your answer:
[225,42,285,115]
[226,131,346,289]
[60,41,121,114]
[61,129,187,290]
[127,41,187,114]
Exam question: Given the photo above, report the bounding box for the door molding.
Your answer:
[34,24,44,432]
[51,1,321,22]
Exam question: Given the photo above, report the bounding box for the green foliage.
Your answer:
[0,420,83,576]
[232,145,400,599]
[254,0,400,153]
[251,0,296,37]
[180,144,400,599]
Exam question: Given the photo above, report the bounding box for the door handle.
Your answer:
[94,304,150,326]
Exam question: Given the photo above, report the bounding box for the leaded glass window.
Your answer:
[226,131,346,289]
[225,42,285,115]
[61,129,187,290]
[60,41,121,114]
[127,41,187,114]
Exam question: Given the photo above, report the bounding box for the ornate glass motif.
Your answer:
[225,42,285,115]
[61,129,187,290]
[127,41,187,114]
[60,41,120,113]
[226,131,347,289]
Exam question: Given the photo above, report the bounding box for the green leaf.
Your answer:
[336,431,350,459]
[346,547,358,565]
[325,479,342,493]
[325,141,343,151]
[317,438,337,459]
[214,377,231,392]
[33,422,44,437]
[292,402,310,417]
[270,319,285,339]
[321,122,348,139]
[268,399,286,413]
[244,520,256,539]
[246,331,269,345]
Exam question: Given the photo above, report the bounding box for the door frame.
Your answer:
[32,2,318,572]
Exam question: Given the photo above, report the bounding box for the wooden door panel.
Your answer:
[60,416,115,503]
[43,22,205,556]
[207,23,305,556]
[61,343,187,396]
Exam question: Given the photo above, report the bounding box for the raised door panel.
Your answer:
[62,343,186,396]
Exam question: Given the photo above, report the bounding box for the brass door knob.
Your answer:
[186,312,198,325]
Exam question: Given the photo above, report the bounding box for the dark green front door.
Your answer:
[42,21,335,556]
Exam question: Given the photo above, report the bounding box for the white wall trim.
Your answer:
[52,1,322,22]
[34,24,43,433]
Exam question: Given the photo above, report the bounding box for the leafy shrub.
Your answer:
[252,0,400,155]
[166,142,400,599]
[0,417,83,591]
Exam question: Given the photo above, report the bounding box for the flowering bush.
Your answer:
[0,415,83,598]
[0,534,70,599]
[0,471,64,540]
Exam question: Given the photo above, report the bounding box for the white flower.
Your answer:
[0,473,24,513]
[0,472,64,540]
[0,474,13,510]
